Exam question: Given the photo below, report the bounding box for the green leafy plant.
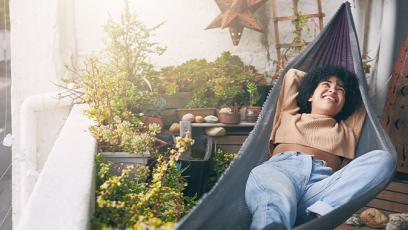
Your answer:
[61,1,165,125]
[103,1,165,89]
[212,148,238,179]
[93,136,197,229]
[154,52,258,108]
[247,82,260,106]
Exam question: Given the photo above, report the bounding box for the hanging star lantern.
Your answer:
[206,0,268,46]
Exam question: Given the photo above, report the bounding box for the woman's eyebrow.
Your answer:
[325,79,344,87]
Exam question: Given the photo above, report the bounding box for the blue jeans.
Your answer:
[245,150,395,230]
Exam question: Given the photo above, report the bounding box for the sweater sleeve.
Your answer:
[270,69,306,142]
[342,104,366,142]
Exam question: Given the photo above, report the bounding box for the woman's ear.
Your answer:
[308,96,313,102]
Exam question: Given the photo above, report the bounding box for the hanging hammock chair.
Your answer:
[175,2,397,230]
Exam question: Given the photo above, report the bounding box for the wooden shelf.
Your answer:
[190,122,256,128]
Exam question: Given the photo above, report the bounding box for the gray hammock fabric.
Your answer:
[175,2,397,230]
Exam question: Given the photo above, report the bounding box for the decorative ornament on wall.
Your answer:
[206,0,268,46]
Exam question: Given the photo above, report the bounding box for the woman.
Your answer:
[245,66,396,230]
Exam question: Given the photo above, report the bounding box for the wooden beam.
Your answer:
[272,13,325,22]
[275,42,311,49]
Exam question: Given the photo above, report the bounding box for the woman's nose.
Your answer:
[328,87,335,93]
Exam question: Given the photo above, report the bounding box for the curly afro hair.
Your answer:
[296,66,362,121]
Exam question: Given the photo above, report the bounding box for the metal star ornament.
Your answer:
[206,0,267,45]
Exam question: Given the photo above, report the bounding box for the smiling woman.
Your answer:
[245,66,395,230]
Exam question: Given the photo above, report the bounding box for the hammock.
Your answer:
[175,2,397,229]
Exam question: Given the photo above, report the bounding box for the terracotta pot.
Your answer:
[218,112,240,124]
[141,116,164,127]
[245,106,262,122]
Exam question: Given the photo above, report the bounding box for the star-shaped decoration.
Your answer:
[206,0,268,45]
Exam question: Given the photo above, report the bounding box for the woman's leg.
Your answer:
[245,152,313,230]
[297,150,396,223]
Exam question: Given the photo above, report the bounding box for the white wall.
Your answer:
[11,0,347,224]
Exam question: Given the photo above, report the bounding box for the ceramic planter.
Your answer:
[245,106,262,122]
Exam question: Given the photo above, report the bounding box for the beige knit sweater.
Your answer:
[270,69,366,159]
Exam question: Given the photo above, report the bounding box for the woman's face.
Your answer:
[308,76,345,117]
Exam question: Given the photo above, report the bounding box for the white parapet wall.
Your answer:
[16,104,97,230]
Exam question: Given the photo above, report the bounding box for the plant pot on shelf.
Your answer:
[245,106,262,122]
[218,112,240,124]
[101,152,150,176]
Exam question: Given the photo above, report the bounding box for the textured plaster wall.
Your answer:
[73,0,345,74]
[11,0,346,224]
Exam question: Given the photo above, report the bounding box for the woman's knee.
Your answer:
[364,150,396,176]
[369,150,396,168]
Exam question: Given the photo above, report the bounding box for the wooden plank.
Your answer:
[385,181,408,194]
[276,42,311,49]
[271,0,282,68]
[273,13,325,22]
[366,198,408,213]
[376,190,408,204]
[317,0,324,29]
[213,135,248,145]
[381,37,408,173]
[336,224,373,230]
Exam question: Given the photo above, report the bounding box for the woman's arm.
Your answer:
[342,105,367,148]
[270,69,306,143]
[275,69,306,115]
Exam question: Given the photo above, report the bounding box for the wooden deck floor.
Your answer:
[336,177,408,230]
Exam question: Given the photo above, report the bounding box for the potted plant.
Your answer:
[245,82,262,122]
[218,104,240,124]
[90,115,161,175]
[58,1,167,169]
[154,52,260,110]
[93,136,197,229]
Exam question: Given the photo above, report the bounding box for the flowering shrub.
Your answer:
[93,136,196,229]
[219,107,233,114]
[90,116,161,154]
